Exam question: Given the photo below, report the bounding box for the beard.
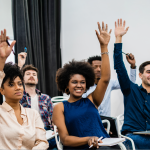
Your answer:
[142,76,150,86]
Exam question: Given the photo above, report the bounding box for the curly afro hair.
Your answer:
[56,60,95,94]
[87,56,101,64]
[1,62,23,88]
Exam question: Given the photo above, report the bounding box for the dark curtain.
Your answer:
[12,0,62,97]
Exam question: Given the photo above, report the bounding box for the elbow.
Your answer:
[101,76,110,84]
[61,136,68,146]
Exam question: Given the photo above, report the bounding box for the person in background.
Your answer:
[82,54,136,137]
[83,54,136,117]
[114,18,150,149]
[0,29,48,149]
[18,53,57,149]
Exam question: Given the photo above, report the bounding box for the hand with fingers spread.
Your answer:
[0,29,16,71]
[95,22,112,46]
[0,29,16,60]
[126,53,136,69]
[115,19,129,37]
[18,52,27,69]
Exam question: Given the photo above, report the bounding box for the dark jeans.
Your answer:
[123,133,150,150]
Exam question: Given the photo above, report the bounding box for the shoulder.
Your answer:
[40,93,51,100]
[130,81,138,87]
[54,102,64,110]
[53,102,64,114]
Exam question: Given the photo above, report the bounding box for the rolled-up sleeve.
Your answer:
[32,112,49,150]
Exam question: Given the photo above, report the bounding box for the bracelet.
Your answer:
[101,52,109,55]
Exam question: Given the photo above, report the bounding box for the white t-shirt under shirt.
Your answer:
[31,94,40,113]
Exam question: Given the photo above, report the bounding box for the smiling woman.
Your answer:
[52,22,121,150]
[0,29,48,149]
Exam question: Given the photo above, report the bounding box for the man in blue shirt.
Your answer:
[114,18,150,149]
[82,54,136,117]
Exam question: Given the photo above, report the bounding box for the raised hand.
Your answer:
[126,53,136,68]
[95,22,112,46]
[18,52,27,69]
[115,19,129,37]
[0,29,16,60]
[0,29,16,71]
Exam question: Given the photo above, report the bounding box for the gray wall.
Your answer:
[2,0,150,117]
[61,0,150,117]
[0,0,13,39]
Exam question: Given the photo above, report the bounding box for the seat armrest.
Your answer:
[120,134,135,150]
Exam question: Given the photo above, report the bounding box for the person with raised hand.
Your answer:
[52,22,121,149]
[114,19,150,149]
[0,29,48,149]
[18,52,27,69]
[18,52,56,149]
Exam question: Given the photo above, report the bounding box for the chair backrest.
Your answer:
[102,119,110,134]
[51,96,69,104]
[115,114,124,138]
[54,125,63,150]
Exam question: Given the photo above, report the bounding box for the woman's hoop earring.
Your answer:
[65,88,70,95]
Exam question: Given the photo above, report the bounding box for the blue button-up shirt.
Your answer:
[82,60,136,117]
[114,43,150,133]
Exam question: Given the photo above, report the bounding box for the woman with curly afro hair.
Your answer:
[53,22,121,150]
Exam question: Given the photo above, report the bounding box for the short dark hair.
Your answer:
[22,64,38,77]
[139,61,150,74]
[1,62,23,88]
[87,56,101,64]
[56,60,95,94]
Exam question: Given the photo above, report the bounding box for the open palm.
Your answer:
[115,19,129,37]
[98,31,111,45]
[0,29,16,59]
[95,22,112,46]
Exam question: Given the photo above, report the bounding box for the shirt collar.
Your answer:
[139,84,148,93]
[2,101,13,112]
[24,89,41,96]
[139,84,143,90]
[2,101,26,116]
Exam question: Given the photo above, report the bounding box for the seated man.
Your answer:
[114,18,150,149]
[82,51,136,137]
[83,55,136,117]
[18,53,57,150]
